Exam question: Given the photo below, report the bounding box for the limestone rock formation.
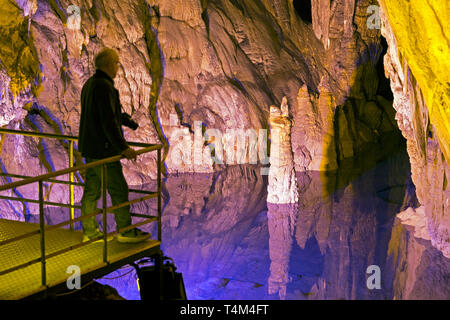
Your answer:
[379,0,450,164]
[266,96,298,299]
[387,215,450,300]
[0,0,447,262]
[0,0,386,185]
[267,96,298,204]
[379,4,450,258]
[396,206,430,241]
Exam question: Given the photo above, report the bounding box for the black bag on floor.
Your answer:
[134,256,187,301]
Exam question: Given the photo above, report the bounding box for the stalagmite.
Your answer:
[267,96,298,299]
[267,97,298,204]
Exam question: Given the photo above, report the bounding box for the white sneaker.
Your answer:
[117,228,151,243]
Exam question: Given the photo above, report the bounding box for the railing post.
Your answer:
[38,180,46,288]
[69,140,74,231]
[157,148,161,243]
[157,148,163,299]
[102,164,108,264]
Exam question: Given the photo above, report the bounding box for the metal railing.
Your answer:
[0,128,163,289]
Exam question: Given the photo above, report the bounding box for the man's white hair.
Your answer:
[94,48,119,70]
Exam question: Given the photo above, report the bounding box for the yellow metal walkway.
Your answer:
[0,129,164,300]
[0,219,160,300]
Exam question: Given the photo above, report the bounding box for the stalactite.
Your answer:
[140,1,169,177]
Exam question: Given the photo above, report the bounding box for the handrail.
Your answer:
[0,172,156,194]
[0,128,159,231]
[0,128,163,291]
[0,145,161,192]
[0,128,153,148]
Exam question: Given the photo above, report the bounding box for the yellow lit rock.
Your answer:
[0,0,41,97]
[379,0,450,164]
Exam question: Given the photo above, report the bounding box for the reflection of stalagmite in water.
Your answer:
[267,97,299,299]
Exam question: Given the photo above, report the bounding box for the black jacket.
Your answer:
[79,69,131,159]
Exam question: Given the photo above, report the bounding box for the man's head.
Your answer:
[94,48,120,79]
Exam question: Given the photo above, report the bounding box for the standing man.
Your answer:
[78,47,150,243]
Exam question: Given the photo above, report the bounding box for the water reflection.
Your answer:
[22,144,449,300]
[96,148,449,299]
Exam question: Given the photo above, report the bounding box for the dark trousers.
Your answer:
[81,158,131,236]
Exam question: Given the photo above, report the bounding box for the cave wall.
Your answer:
[0,0,448,295]
[378,1,450,258]
[1,0,390,216]
[2,0,446,260]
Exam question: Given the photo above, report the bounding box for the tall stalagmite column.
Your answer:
[267,96,298,299]
[268,96,299,204]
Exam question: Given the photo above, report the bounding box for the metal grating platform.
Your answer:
[0,219,160,299]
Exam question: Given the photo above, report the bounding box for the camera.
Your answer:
[122,112,139,130]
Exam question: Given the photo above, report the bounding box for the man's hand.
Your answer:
[121,147,137,161]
